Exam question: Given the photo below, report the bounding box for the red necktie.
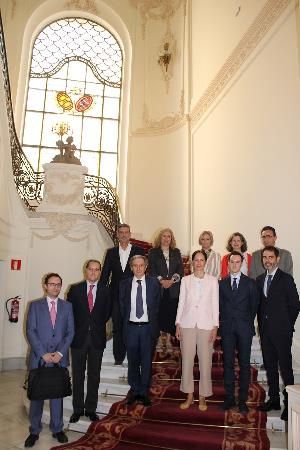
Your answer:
[88,285,95,312]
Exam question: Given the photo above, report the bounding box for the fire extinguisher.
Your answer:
[5,296,20,323]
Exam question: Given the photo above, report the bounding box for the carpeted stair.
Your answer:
[51,337,270,450]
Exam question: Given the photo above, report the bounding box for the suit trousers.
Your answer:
[260,330,294,401]
[29,398,63,435]
[71,332,103,413]
[112,299,126,363]
[180,327,213,397]
[221,321,253,402]
[126,323,153,396]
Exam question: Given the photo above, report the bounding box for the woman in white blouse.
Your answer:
[199,230,221,278]
[175,250,219,411]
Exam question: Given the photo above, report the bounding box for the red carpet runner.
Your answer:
[52,337,270,450]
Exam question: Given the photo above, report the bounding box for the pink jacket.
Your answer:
[175,274,219,330]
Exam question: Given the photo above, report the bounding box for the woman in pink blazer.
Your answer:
[175,250,219,411]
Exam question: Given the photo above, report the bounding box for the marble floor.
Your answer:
[0,370,82,450]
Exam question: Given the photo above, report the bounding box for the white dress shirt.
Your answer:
[119,243,132,271]
[130,275,149,322]
[230,272,241,288]
[263,267,278,297]
[87,281,98,307]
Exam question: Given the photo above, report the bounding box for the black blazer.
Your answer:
[148,247,184,299]
[66,281,111,350]
[219,273,259,337]
[100,244,145,301]
[119,276,161,341]
[257,268,300,337]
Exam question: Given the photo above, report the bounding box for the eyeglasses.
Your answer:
[47,283,62,288]
[261,234,274,239]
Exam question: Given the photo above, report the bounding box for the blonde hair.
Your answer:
[153,228,177,250]
[199,230,214,246]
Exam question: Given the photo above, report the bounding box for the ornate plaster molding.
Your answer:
[190,0,292,129]
[131,0,183,37]
[64,0,98,14]
[31,213,90,243]
[132,90,188,137]
[132,0,291,137]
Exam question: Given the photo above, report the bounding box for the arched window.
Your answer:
[22,17,122,187]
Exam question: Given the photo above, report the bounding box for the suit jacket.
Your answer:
[26,297,74,369]
[66,281,111,350]
[176,273,219,330]
[148,247,184,299]
[257,268,300,337]
[250,248,293,279]
[119,276,161,341]
[100,244,145,301]
[219,273,259,337]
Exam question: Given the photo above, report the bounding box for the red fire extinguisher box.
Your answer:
[11,259,21,270]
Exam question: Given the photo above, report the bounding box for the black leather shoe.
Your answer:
[69,411,84,423]
[53,431,68,443]
[258,399,281,412]
[85,411,99,421]
[24,434,39,448]
[142,396,152,407]
[219,398,236,410]
[281,407,288,421]
[238,401,249,413]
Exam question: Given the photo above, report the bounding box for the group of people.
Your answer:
[24,224,300,448]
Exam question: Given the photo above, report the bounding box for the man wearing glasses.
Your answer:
[250,226,293,279]
[25,273,74,448]
[67,260,111,423]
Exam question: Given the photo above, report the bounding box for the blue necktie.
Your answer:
[266,274,272,296]
[232,277,238,292]
[136,279,144,319]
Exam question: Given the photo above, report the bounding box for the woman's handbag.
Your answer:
[25,360,72,400]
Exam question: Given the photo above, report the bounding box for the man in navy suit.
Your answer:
[25,273,74,448]
[219,252,259,413]
[119,255,160,407]
[257,246,300,421]
[100,224,145,365]
[67,260,111,423]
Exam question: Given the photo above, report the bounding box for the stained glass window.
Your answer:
[22,18,123,187]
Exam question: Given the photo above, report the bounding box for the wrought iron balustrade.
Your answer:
[0,14,120,243]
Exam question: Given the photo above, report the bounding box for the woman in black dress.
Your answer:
[148,228,184,349]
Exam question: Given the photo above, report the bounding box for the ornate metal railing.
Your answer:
[0,14,120,243]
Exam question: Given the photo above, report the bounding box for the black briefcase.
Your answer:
[26,361,72,401]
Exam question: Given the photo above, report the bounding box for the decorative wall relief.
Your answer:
[132,90,187,136]
[157,29,177,93]
[64,0,98,14]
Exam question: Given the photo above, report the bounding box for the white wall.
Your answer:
[191,3,300,360]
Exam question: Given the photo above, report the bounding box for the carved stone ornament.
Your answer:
[37,163,88,215]
[31,213,90,244]
[64,0,98,14]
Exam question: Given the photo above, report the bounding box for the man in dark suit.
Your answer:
[119,255,160,407]
[250,226,293,279]
[100,224,145,365]
[257,246,300,421]
[67,260,111,423]
[25,273,74,448]
[219,251,259,413]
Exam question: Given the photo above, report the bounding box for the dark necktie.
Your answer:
[232,277,238,292]
[136,279,144,319]
[266,274,272,296]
